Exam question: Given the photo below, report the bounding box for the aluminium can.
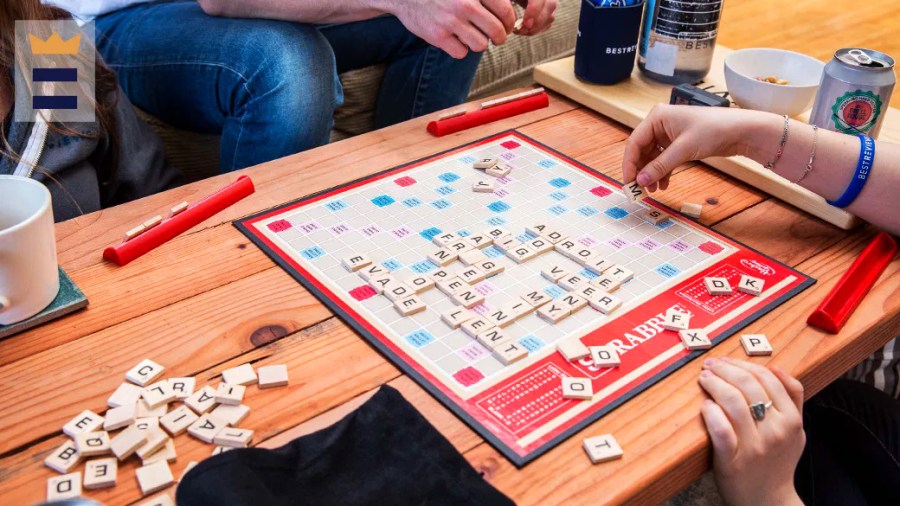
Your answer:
[810,48,895,139]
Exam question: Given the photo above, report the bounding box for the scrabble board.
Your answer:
[235,131,814,466]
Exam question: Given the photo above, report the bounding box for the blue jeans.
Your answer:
[95,1,482,172]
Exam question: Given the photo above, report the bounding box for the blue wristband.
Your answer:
[827,134,875,208]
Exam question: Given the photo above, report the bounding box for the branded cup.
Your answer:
[0,175,59,325]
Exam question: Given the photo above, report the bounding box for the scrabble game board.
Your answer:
[235,131,814,466]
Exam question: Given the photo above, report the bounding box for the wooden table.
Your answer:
[2,3,899,504]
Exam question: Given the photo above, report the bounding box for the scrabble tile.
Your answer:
[737,275,764,296]
[741,334,773,356]
[75,431,111,457]
[211,404,251,426]
[63,410,104,438]
[477,259,505,277]
[472,180,495,193]
[607,266,634,283]
[476,327,511,349]
[213,427,254,448]
[367,274,393,294]
[136,460,174,496]
[589,292,623,315]
[341,253,371,272]
[561,377,593,400]
[461,317,493,338]
[583,434,624,464]
[622,181,647,202]
[485,163,512,178]
[44,439,82,473]
[493,235,518,251]
[143,380,177,408]
[521,289,551,308]
[137,398,168,418]
[83,457,118,489]
[537,302,570,323]
[160,405,200,436]
[557,339,591,362]
[525,223,550,236]
[124,224,146,241]
[212,446,234,456]
[446,239,474,254]
[705,277,733,296]
[431,231,457,246]
[679,329,712,350]
[429,268,453,281]
[134,417,160,432]
[141,439,177,465]
[458,265,486,284]
[137,494,176,506]
[110,425,148,460]
[662,309,691,331]
[437,276,468,295]
[184,385,218,414]
[136,427,170,459]
[505,243,536,263]
[484,226,510,241]
[187,414,227,443]
[108,382,143,408]
[394,294,427,316]
[492,341,528,365]
[384,281,415,302]
[591,276,622,293]
[572,248,596,264]
[509,300,534,319]
[258,364,289,389]
[577,284,601,301]
[143,215,163,229]
[440,306,474,328]
[126,359,165,386]
[558,274,588,291]
[639,208,670,225]
[167,377,196,400]
[527,237,554,255]
[541,265,568,282]
[544,230,566,244]
[451,289,485,309]
[47,472,81,500]
[584,255,613,275]
[428,248,458,266]
[466,233,492,249]
[681,202,703,218]
[459,248,488,266]
[179,461,199,482]
[485,306,516,328]
[358,263,388,281]
[473,157,499,169]
[169,201,189,217]
[554,239,579,259]
[560,292,589,313]
[222,364,256,386]
[215,383,246,406]
[590,346,621,367]
[104,403,137,431]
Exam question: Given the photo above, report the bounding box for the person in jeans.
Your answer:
[48,0,558,173]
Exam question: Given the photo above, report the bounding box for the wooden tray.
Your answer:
[535,45,900,230]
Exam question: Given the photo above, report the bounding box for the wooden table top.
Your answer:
[2,3,899,504]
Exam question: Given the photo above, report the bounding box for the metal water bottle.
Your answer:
[638,0,725,84]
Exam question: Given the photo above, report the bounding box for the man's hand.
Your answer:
[513,0,558,36]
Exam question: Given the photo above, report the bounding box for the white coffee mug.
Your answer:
[0,175,59,325]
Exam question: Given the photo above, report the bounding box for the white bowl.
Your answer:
[724,48,825,116]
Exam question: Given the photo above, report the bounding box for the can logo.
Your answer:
[831,90,883,134]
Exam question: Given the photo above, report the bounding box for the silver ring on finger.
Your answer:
[749,400,774,421]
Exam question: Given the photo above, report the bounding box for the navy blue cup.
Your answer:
[574,0,646,85]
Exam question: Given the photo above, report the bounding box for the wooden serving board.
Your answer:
[535,45,900,230]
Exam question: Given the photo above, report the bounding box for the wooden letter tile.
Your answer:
[437,276,469,295]
[160,405,200,436]
[459,249,488,267]
[622,181,647,202]
[561,377,593,400]
[141,439,177,465]
[107,382,143,408]
[583,434,624,464]
[184,385,217,415]
[591,276,622,293]
[527,237,554,255]
[428,248,458,267]
[505,243,536,263]
[740,334,773,356]
[213,428,254,448]
[557,339,590,361]
[44,439,82,473]
[451,289,485,309]
[75,431,111,457]
[341,254,371,272]
[704,277,733,296]
[135,460,174,496]
[589,292,623,315]
[47,472,81,500]
[458,265,486,284]
[537,302,570,323]
[639,208,670,225]
[476,328,511,349]
[472,180,495,193]
[590,346,621,367]
[679,329,712,350]
[492,341,528,365]
[104,403,137,431]
[554,239,579,259]
[359,263,388,281]
[258,364,289,389]
[222,363,258,386]
[474,157,499,169]
[662,309,691,331]
[558,274,587,292]
[484,227,510,241]
[440,306,475,328]
[521,290,551,308]
[737,275,764,296]
[394,295,427,316]
[681,202,703,218]
[485,306,516,328]
[446,239,474,254]
[383,281,415,302]
[142,380,177,409]
[560,293,589,313]
[110,425,148,460]
[493,235,518,251]
[126,359,165,387]
[461,317,493,338]
[83,457,118,489]
[167,377,196,400]
[432,232,457,247]
[136,398,168,418]
[214,383,246,406]
[63,410,104,438]
[485,163,512,178]
[136,427,169,459]
[187,414,227,443]
[466,233,492,249]
[541,265,568,282]
[210,404,251,426]
[584,255,613,275]
[477,259,505,277]
[607,266,634,283]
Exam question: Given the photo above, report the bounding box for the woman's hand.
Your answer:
[698,357,806,506]
[622,105,770,192]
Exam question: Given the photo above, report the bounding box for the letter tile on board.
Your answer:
[358,263,388,281]
[384,281,415,302]
[493,341,528,365]
[222,363,258,386]
[472,180,495,193]
[561,377,593,400]
[476,328,511,349]
[537,302,570,323]
[394,295,427,316]
[485,306,515,328]
[704,277,733,296]
[737,275,764,296]
[136,460,174,496]
[441,306,474,328]
[505,243,536,263]
[257,365,289,389]
[459,249,488,267]
[126,359,165,386]
[591,276,621,293]
[474,157,499,169]
[484,226,510,241]
[83,457,118,489]
[429,268,452,282]
[544,230,566,244]
[47,472,81,500]
[679,329,712,350]
[639,208,670,225]
[446,239,474,254]
[622,181,647,202]
[590,346,621,367]
[485,163,512,178]
[661,309,691,331]
[458,265,486,284]
[560,293,589,313]
[432,232,457,247]
[44,439,82,473]
[589,292,623,315]
[494,235,518,251]
[407,275,436,293]
[554,239,579,259]
[558,274,587,292]
[461,317,493,338]
[341,254,371,272]
[62,410,104,438]
[572,248,596,264]
[451,289,485,309]
[583,434,624,463]
[584,255,613,275]
[437,276,468,295]
[522,289,552,308]
[607,266,634,283]
[528,237,554,255]
[428,248,458,267]
[367,274,393,294]
[740,334,773,356]
[477,259,505,277]
[467,233,491,249]
[541,265,568,282]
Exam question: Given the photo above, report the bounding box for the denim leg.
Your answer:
[95,1,342,172]
[319,16,482,128]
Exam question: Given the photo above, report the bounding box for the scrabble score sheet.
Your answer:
[235,131,814,466]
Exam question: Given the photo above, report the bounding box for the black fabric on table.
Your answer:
[176,385,514,506]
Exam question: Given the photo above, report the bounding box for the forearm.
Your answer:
[740,111,900,235]
[198,0,393,23]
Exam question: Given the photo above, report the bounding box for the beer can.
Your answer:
[810,48,895,139]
